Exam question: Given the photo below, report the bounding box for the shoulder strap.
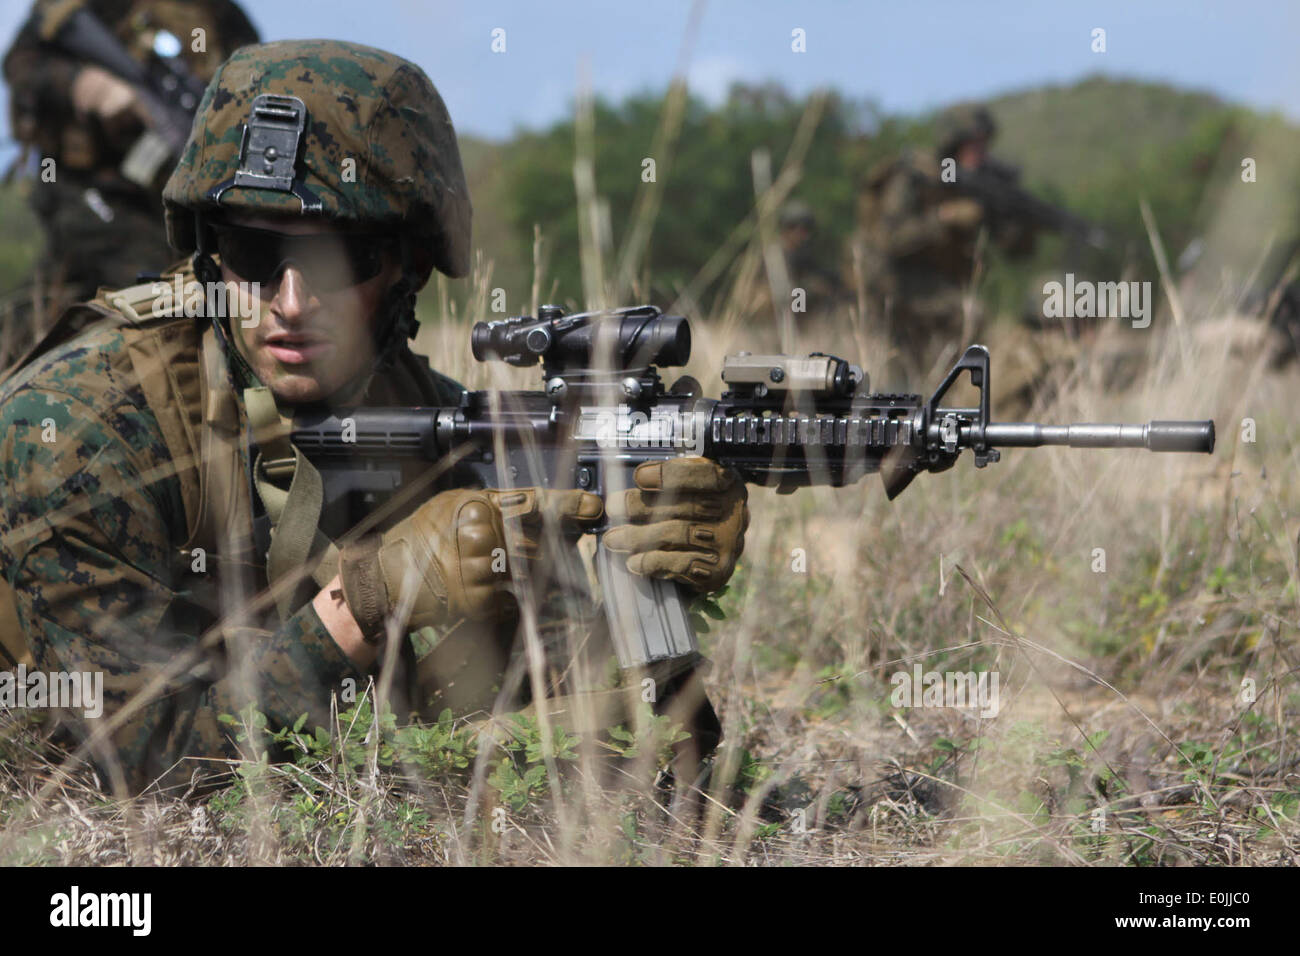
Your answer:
[244,385,339,620]
[124,321,204,538]
[188,326,259,571]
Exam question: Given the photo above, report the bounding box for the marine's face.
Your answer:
[216,215,402,404]
[956,136,989,170]
[781,222,813,252]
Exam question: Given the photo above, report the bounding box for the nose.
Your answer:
[272,264,320,323]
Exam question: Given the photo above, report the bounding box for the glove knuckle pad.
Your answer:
[456,521,502,557]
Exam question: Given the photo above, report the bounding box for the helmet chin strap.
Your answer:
[373,238,422,365]
[194,243,262,393]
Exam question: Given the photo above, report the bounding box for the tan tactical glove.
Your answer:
[339,487,603,640]
[937,197,984,230]
[603,457,749,593]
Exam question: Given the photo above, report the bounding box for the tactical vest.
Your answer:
[0,276,719,747]
[0,268,462,666]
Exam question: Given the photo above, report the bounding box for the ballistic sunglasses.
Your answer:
[211,223,396,293]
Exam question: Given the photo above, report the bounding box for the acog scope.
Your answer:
[472,305,691,371]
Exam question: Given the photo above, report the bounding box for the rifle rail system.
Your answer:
[293,305,1214,668]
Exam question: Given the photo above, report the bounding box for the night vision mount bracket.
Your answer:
[205,94,323,212]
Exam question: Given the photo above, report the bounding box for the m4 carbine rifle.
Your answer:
[39,4,208,188]
[293,305,1214,671]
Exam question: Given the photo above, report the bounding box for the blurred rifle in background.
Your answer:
[959,158,1110,251]
[38,4,207,188]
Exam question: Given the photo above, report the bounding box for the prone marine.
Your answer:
[0,40,748,794]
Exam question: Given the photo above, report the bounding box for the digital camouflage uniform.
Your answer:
[0,41,476,792]
[2,0,259,363]
[0,40,722,794]
[0,281,465,791]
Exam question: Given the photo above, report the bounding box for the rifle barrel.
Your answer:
[983,420,1214,453]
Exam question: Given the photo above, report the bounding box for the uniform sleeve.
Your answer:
[0,383,364,794]
[871,168,950,259]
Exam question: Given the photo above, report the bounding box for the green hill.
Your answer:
[987,75,1300,294]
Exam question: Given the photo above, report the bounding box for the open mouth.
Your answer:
[264,334,333,365]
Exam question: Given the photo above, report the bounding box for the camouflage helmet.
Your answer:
[935,103,997,157]
[163,39,471,278]
[779,199,816,231]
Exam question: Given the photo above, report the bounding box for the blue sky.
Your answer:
[2,0,1297,156]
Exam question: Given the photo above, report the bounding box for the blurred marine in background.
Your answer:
[778,199,846,317]
[856,103,1060,377]
[1,0,258,364]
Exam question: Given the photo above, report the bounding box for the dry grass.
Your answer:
[2,85,1297,866]
[3,290,1297,866]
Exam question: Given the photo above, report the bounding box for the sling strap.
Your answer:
[244,385,340,619]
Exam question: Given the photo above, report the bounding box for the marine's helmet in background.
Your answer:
[935,102,997,158]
